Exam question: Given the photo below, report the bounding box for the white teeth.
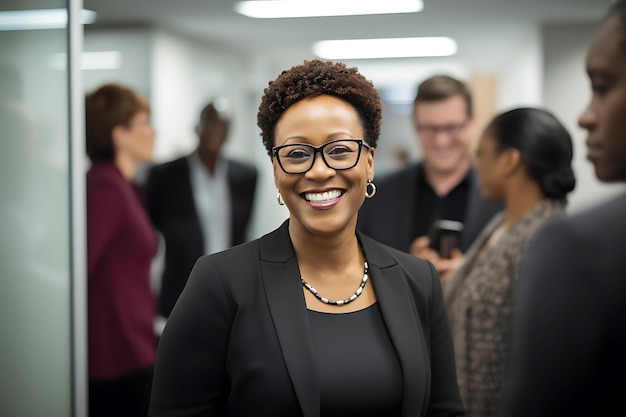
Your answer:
[304,190,342,202]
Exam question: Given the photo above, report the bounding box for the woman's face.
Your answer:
[474,133,508,202]
[273,95,374,238]
[578,14,626,182]
[118,110,155,163]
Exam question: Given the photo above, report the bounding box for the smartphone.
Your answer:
[427,219,464,259]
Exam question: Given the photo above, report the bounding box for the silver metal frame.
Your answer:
[68,1,88,416]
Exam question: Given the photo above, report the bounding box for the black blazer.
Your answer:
[357,163,502,253]
[149,220,465,417]
[144,156,258,318]
[497,193,626,417]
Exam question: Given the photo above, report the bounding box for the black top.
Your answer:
[412,165,471,239]
[308,303,403,417]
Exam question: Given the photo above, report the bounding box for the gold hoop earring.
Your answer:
[365,180,376,198]
[277,191,285,206]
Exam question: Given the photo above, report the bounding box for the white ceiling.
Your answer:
[83,0,607,77]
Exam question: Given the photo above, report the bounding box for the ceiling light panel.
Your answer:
[313,37,458,60]
[235,0,423,19]
[0,8,96,31]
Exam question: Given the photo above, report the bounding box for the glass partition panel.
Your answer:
[0,1,84,415]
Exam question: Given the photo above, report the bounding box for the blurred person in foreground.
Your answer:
[144,99,258,321]
[358,75,501,285]
[85,83,158,417]
[149,59,465,417]
[496,2,626,416]
[444,107,575,417]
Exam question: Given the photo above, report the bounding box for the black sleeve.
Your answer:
[149,256,234,417]
[496,217,600,416]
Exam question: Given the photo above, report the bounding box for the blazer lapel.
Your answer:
[359,233,428,417]
[259,220,320,417]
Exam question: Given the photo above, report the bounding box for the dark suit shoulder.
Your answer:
[143,156,191,212]
[182,240,256,307]
[199,238,259,267]
[227,158,259,185]
[535,193,626,248]
[227,158,258,174]
[360,164,419,213]
[375,163,420,187]
[147,156,189,177]
[524,193,626,297]
[568,193,626,233]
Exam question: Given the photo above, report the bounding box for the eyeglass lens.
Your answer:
[418,121,467,137]
[275,140,365,174]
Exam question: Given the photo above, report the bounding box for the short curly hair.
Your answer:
[257,59,382,157]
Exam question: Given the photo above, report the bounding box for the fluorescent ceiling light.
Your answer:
[0,8,96,31]
[49,51,123,71]
[235,0,423,18]
[313,37,458,60]
[81,51,123,70]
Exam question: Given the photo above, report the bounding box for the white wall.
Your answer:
[83,27,152,97]
[150,31,198,160]
[497,27,543,111]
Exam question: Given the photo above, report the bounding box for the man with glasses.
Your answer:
[358,74,501,284]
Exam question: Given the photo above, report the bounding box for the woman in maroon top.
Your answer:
[85,83,158,417]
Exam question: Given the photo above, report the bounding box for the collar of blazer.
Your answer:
[258,220,429,417]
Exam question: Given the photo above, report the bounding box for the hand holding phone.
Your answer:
[428,220,464,259]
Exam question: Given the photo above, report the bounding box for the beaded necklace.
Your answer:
[301,260,369,306]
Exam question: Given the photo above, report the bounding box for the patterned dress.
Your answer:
[444,199,566,417]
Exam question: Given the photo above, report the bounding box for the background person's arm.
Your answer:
[149,256,233,416]
[497,217,601,416]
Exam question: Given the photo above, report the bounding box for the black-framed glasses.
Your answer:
[272,139,371,174]
[416,120,469,137]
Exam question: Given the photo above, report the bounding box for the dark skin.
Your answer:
[273,95,376,313]
[578,13,626,182]
[196,104,230,175]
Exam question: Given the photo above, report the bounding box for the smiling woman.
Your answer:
[148,59,467,417]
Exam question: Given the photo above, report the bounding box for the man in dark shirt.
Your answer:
[358,75,501,284]
[412,170,470,239]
